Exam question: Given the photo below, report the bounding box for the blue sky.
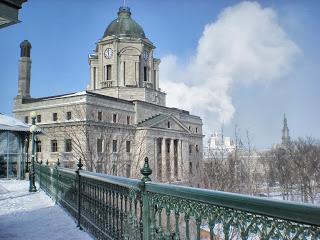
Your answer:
[1,0,319,149]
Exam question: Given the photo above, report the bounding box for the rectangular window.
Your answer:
[37,115,41,123]
[196,127,198,133]
[96,163,102,173]
[189,144,192,154]
[52,113,57,121]
[113,113,117,123]
[127,115,130,125]
[144,66,147,81]
[66,111,72,120]
[65,139,72,152]
[24,116,28,124]
[97,139,102,153]
[112,140,117,152]
[36,140,41,153]
[107,65,112,80]
[98,111,102,121]
[196,144,199,152]
[126,164,131,177]
[189,162,193,174]
[51,140,58,152]
[126,141,131,153]
[154,70,156,83]
[167,121,171,128]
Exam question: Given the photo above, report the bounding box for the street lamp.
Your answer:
[29,111,38,192]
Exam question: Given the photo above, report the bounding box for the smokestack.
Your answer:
[17,40,32,98]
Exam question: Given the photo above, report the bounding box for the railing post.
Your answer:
[140,157,152,240]
[39,160,42,189]
[76,158,83,229]
[55,159,60,203]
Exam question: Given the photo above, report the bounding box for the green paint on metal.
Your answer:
[34,156,320,240]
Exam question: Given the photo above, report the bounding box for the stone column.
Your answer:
[154,138,157,180]
[170,138,175,182]
[135,62,139,86]
[155,138,161,181]
[161,138,166,182]
[182,140,189,182]
[177,139,182,180]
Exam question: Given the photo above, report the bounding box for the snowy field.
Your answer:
[0,179,92,240]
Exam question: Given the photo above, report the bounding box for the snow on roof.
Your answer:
[49,91,86,100]
[0,114,30,132]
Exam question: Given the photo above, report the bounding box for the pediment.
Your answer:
[138,114,190,133]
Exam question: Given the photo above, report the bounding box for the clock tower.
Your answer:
[87,6,165,106]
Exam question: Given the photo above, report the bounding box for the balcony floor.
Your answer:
[0,179,92,240]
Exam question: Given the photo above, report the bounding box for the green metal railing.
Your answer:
[35,158,320,240]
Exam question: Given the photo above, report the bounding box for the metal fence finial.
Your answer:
[141,157,152,183]
[77,158,83,170]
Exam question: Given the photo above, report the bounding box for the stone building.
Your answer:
[13,6,203,183]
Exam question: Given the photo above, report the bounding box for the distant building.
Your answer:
[0,0,27,29]
[204,131,235,160]
[0,113,29,179]
[12,6,203,184]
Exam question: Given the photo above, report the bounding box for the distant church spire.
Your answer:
[282,114,290,145]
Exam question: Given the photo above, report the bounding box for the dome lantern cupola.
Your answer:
[103,7,146,39]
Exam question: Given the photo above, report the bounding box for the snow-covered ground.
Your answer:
[0,179,92,240]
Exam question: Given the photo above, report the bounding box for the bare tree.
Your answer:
[262,137,320,203]
[43,105,149,178]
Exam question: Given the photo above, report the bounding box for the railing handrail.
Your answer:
[47,165,140,190]
[146,182,320,226]
[35,159,320,239]
[80,170,141,190]
[57,166,76,175]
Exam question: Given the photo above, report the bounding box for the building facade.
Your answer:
[13,6,203,183]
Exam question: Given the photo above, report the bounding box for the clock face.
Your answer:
[104,48,113,59]
[143,50,149,61]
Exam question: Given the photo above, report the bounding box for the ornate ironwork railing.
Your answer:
[35,158,320,240]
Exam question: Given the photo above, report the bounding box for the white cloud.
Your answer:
[160,1,300,129]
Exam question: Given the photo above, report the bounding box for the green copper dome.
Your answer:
[103,7,146,39]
